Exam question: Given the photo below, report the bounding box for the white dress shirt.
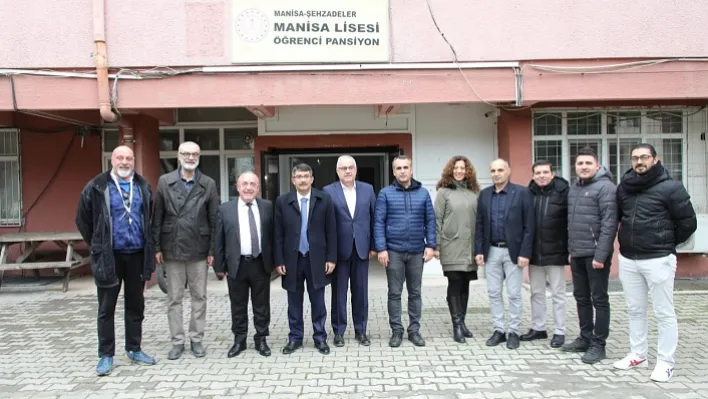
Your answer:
[341,182,356,217]
[238,198,261,255]
[297,191,311,220]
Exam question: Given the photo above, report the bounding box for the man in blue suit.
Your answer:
[275,163,337,355]
[323,155,377,347]
[475,158,535,350]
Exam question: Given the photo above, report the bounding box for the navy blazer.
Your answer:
[474,182,535,262]
[274,188,337,292]
[323,180,377,261]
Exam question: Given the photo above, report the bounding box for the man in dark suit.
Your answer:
[275,163,337,355]
[475,158,535,350]
[214,171,274,358]
[323,155,377,347]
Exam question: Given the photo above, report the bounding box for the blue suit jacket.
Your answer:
[323,181,376,261]
[474,182,535,262]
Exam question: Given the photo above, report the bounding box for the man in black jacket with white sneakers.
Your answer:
[613,143,696,382]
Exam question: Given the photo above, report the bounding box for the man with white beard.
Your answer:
[76,145,158,376]
[152,141,220,360]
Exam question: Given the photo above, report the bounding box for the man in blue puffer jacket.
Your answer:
[374,155,436,348]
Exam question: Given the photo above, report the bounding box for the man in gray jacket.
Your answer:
[152,141,220,360]
[563,147,617,364]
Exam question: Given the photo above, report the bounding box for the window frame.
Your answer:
[0,128,23,226]
[531,108,689,185]
[102,122,257,203]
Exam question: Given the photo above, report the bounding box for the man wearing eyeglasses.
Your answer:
[274,163,337,355]
[613,143,696,382]
[152,141,220,360]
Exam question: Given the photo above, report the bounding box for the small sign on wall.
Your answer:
[230,0,390,64]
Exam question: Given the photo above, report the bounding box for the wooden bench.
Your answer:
[0,232,89,292]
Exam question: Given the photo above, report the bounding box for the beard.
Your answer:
[182,161,199,171]
[115,168,132,178]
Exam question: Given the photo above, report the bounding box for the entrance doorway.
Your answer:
[261,147,402,200]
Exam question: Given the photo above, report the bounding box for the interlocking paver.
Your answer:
[2,268,708,399]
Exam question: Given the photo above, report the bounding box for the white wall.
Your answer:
[412,104,497,275]
[261,105,410,134]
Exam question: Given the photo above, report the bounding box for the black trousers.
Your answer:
[97,251,145,357]
[571,256,611,346]
[445,270,478,297]
[227,256,271,344]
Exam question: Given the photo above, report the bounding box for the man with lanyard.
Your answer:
[76,145,157,376]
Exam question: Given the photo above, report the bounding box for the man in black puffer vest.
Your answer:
[613,143,696,383]
[521,160,569,349]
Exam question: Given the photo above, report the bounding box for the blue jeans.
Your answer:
[385,251,424,335]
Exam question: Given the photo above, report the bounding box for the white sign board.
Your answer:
[231,0,390,64]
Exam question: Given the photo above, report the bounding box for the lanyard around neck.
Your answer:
[111,172,134,215]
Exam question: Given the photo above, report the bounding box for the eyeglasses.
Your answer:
[337,166,355,171]
[179,152,200,159]
[631,154,654,163]
[293,174,311,180]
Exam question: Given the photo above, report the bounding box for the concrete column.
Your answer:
[132,115,161,189]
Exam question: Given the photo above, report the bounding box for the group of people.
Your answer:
[76,142,696,384]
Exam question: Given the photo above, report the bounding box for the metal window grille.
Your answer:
[532,109,690,187]
[0,128,22,226]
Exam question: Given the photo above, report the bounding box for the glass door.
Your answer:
[226,155,255,201]
[278,153,389,195]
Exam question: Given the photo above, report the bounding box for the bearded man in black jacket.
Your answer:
[521,160,569,349]
[613,143,696,383]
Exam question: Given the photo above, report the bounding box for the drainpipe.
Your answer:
[93,0,120,123]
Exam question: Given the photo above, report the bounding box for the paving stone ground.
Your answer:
[1,266,707,399]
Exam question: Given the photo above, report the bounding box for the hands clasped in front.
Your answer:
[275,262,336,276]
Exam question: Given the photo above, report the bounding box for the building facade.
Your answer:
[1,0,707,279]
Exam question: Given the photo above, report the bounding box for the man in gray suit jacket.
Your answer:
[214,171,274,358]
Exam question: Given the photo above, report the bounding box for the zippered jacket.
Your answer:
[528,176,569,266]
[374,179,436,254]
[567,166,618,262]
[617,162,697,260]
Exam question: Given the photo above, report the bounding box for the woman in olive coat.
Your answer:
[434,155,480,343]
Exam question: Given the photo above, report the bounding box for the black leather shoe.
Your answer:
[333,334,345,347]
[389,333,403,348]
[190,341,206,358]
[255,341,271,357]
[355,333,371,346]
[486,331,507,347]
[408,332,426,347]
[520,329,548,341]
[314,341,330,355]
[550,334,565,348]
[227,341,247,358]
[167,344,184,360]
[506,333,520,349]
[281,341,302,355]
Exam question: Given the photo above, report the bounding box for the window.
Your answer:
[103,124,257,202]
[532,109,687,184]
[0,129,22,226]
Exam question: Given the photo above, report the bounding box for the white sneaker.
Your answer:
[650,360,675,382]
[613,353,649,370]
